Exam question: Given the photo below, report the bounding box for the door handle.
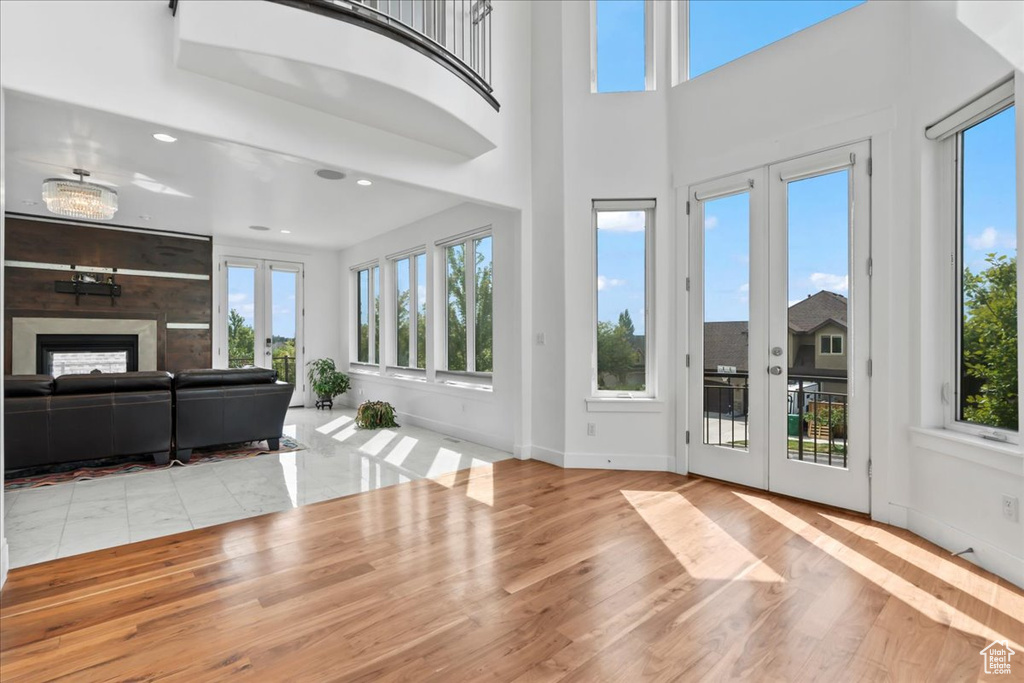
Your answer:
[769,366,783,375]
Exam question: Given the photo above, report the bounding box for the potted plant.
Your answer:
[306,358,350,410]
[355,400,399,429]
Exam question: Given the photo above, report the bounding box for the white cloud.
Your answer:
[596,211,645,233]
[967,226,1015,251]
[597,275,626,291]
[705,215,719,231]
[228,292,248,304]
[738,283,749,293]
[809,272,849,293]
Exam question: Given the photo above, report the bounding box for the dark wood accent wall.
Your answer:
[4,217,213,374]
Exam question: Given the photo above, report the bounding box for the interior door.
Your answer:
[688,171,768,490]
[687,142,871,513]
[223,258,304,407]
[767,142,870,513]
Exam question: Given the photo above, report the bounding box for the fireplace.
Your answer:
[36,334,139,377]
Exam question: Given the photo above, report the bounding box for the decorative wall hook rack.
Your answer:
[54,266,122,305]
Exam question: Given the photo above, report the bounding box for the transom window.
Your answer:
[593,0,654,93]
[819,334,843,355]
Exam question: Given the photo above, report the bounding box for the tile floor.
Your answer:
[3,408,512,569]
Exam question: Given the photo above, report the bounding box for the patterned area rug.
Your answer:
[4,436,306,491]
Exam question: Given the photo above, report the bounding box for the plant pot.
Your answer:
[315,393,334,410]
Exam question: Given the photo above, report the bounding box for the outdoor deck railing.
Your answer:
[703,372,848,467]
[229,356,296,386]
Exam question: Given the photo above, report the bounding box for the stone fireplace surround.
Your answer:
[12,317,158,375]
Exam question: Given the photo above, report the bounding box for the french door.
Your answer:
[222,258,304,406]
[687,141,871,513]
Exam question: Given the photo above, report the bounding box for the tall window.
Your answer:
[594,200,653,395]
[443,232,493,375]
[684,1,864,81]
[956,103,1017,435]
[394,253,427,369]
[356,264,380,365]
[594,0,653,93]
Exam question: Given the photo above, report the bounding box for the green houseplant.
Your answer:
[307,358,350,409]
[355,400,399,429]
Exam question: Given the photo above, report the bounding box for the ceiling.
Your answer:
[3,92,464,249]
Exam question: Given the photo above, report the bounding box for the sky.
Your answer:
[962,106,1017,274]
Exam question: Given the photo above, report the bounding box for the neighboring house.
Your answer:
[703,291,848,415]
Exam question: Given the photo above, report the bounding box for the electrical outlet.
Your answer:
[1002,495,1019,522]
[536,332,546,345]
[587,423,596,437]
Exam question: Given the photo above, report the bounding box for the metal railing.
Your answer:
[702,372,848,468]
[229,356,296,385]
[272,0,496,108]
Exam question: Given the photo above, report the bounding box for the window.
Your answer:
[594,200,654,395]
[394,253,427,369]
[683,0,864,81]
[819,334,843,355]
[955,101,1017,436]
[593,0,654,93]
[443,232,493,375]
[355,264,380,365]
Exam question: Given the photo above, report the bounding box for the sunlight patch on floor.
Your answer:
[384,436,418,467]
[426,448,463,485]
[332,424,358,443]
[279,452,299,508]
[736,492,1023,650]
[465,458,495,506]
[621,489,783,583]
[360,430,398,456]
[315,415,353,435]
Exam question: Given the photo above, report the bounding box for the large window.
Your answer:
[955,102,1017,436]
[593,0,654,93]
[394,252,427,369]
[594,200,653,395]
[684,0,864,81]
[443,232,493,375]
[356,264,380,365]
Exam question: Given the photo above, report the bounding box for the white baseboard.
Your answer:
[1,537,9,589]
[530,446,565,467]
[563,452,673,471]
[888,503,1023,588]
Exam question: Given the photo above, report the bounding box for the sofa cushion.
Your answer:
[5,375,54,397]
[54,371,173,395]
[174,368,278,389]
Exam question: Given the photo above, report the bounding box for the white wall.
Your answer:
[337,203,522,453]
[212,236,341,407]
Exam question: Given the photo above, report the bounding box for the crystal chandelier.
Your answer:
[41,169,118,220]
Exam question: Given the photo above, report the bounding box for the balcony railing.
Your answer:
[270,0,497,109]
[229,356,297,386]
[702,372,848,468]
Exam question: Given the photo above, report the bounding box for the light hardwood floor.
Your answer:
[1,460,1021,681]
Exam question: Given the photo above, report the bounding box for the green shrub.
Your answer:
[306,358,350,399]
[355,400,399,429]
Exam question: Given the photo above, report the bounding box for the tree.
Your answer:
[475,247,493,372]
[227,309,255,367]
[962,254,1017,430]
[446,245,467,371]
[597,310,641,389]
[397,287,411,367]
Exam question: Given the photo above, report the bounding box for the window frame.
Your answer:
[590,0,656,94]
[389,248,427,371]
[436,227,494,383]
[592,199,656,398]
[352,261,381,370]
[819,333,844,356]
[934,79,1018,444]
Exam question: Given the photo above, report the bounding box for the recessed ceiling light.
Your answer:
[315,169,346,180]
[357,179,373,186]
[249,225,271,232]
[153,133,177,143]
[280,230,292,234]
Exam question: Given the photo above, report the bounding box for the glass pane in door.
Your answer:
[786,170,850,467]
[270,268,298,385]
[227,265,256,368]
[703,192,750,449]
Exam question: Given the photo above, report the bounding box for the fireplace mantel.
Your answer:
[12,317,157,375]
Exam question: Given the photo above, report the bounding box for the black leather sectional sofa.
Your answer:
[4,368,292,472]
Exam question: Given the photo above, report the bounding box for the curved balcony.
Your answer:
[172,0,500,158]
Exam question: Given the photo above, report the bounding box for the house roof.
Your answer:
[788,290,848,333]
[703,290,848,370]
